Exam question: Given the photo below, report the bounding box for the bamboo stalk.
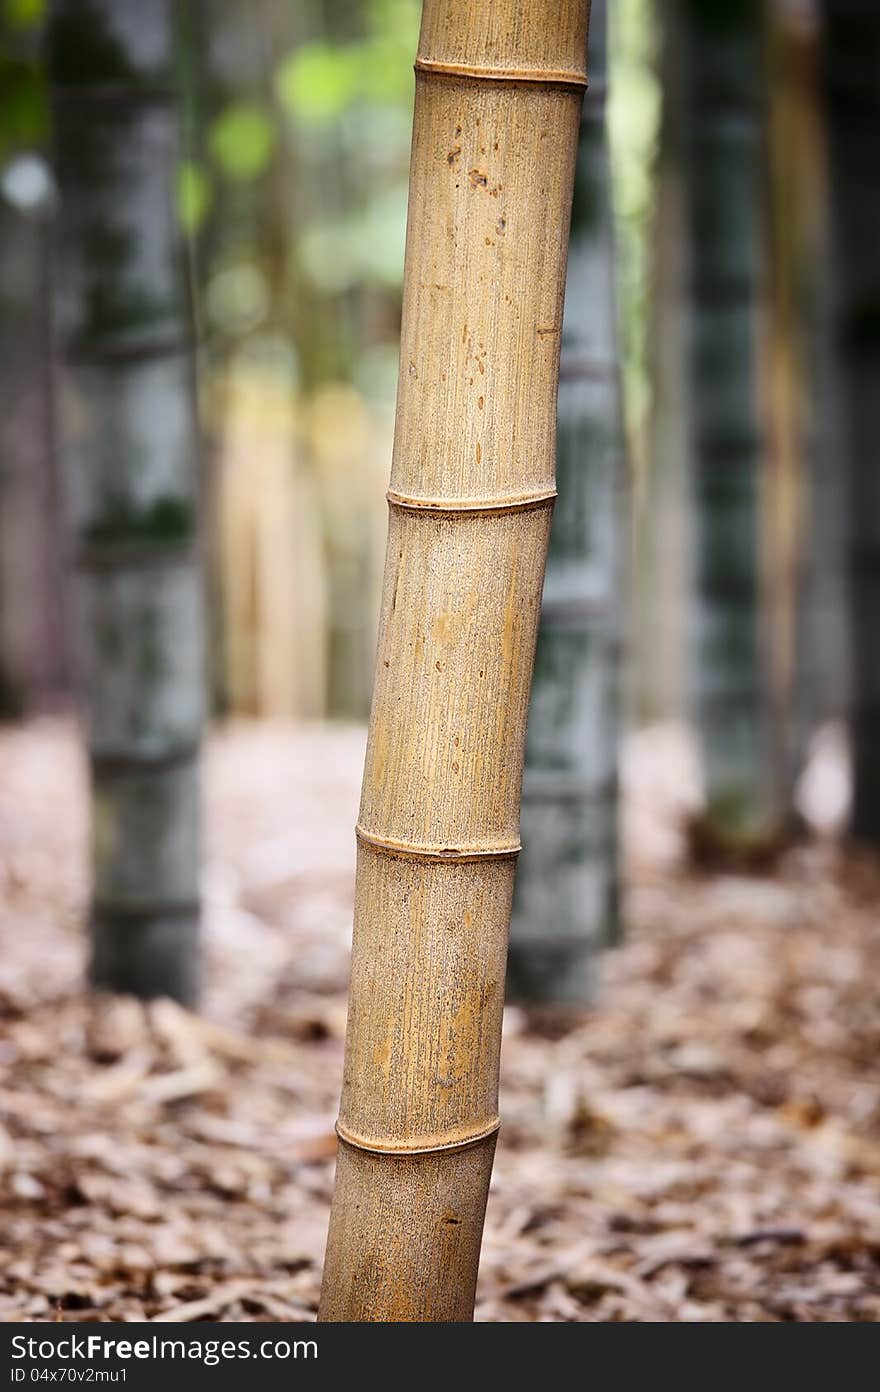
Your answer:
[49,0,204,1002]
[766,5,826,800]
[636,0,691,728]
[821,0,880,840]
[318,0,590,1323]
[508,0,623,1004]
[794,17,848,748]
[680,0,780,846]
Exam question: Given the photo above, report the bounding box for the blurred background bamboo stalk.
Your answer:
[0,0,874,1005]
[822,0,880,843]
[508,0,624,1004]
[0,7,65,719]
[49,0,204,1001]
[679,0,784,848]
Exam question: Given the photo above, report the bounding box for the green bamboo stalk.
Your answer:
[508,0,623,1004]
[49,0,204,1002]
[681,0,779,846]
[0,181,58,717]
[0,13,64,717]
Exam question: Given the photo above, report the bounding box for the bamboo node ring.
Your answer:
[414,58,587,92]
[335,1117,502,1156]
[356,825,521,862]
[386,487,556,515]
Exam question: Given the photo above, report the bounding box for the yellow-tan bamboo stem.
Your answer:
[318,0,590,1323]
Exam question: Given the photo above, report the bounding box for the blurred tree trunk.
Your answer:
[0,187,63,717]
[766,4,844,792]
[294,0,382,720]
[681,0,782,847]
[319,0,589,1323]
[0,15,67,718]
[187,0,304,719]
[508,0,622,1003]
[635,0,691,729]
[49,0,204,1002]
[821,0,880,840]
[796,59,849,747]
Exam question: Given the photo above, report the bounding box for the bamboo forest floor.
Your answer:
[1,720,879,1323]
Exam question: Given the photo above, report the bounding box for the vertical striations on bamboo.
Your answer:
[508,0,622,1004]
[821,0,880,841]
[319,0,590,1322]
[49,0,204,1002]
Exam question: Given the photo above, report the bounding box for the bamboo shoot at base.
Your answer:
[319,0,589,1322]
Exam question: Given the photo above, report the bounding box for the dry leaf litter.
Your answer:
[0,720,878,1322]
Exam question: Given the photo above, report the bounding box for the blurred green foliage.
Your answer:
[276,42,361,124]
[0,53,47,161]
[276,29,416,126]
[0,0,47,164]
[3,0,44,32]
[209,102,275,181]
[275,0,419,314]
[298,182,408,293]
[176,159,210,234]
[609,0,661,466]
[185,0,420,394]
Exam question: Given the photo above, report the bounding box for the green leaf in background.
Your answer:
[277,33,416,130]
[275,41,360,126]
[209,103,274,181]
[176,160,210,234]
[3,0,45,32]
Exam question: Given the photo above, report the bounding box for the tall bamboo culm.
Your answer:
[319,0,590,1322]
[821,0,880,840]
[49,0,204,1002]
[508,0,622,1004]
[681,0,778,847]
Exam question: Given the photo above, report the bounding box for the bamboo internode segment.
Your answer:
[320,0,589,1323]
[322,1136,497,1322]
[416,0,589,87]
